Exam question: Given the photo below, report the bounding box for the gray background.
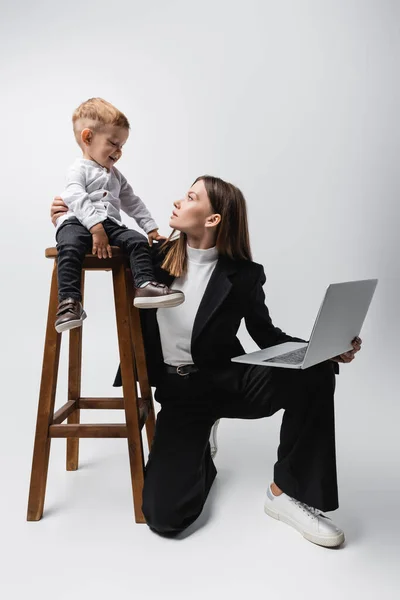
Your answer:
[1,0,399,598]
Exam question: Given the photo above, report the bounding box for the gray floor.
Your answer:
[4,374,399,600]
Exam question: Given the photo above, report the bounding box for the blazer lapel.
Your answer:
[191,256,236,347]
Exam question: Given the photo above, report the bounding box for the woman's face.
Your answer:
[169,179,217,234]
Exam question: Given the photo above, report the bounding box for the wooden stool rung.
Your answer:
[78,398,125,409]
[52,401,77,424]
[49,424,128,438]
[51,398,130,425]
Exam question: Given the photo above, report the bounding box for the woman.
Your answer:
[51,175,361,547]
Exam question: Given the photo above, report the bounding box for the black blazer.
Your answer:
[113,243,339,392]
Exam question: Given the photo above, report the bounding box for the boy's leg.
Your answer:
[55,218,92,332]
[56,217,92,301]
[103,221,154,286]
[104,220,184,308]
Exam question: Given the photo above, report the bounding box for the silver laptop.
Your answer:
[231,279,378,369]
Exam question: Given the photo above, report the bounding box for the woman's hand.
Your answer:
[51,196,68,226]
[330,336,362,364]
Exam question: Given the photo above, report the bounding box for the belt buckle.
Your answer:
[176,364,189,377]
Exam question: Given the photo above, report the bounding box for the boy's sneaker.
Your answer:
[55,298,87,333]
[133,282,185,309]
[264,483,345,548]
[210,419,220,459]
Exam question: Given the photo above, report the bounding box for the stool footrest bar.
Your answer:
[78,398,125,409]
[49,424,128,438]
[52,401,77,424]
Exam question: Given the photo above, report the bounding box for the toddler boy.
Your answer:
[54,97,184,333]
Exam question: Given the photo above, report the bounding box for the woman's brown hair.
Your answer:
[160,175,252,277]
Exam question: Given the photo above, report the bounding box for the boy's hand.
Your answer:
[147,228,167,246]
[90,223,112,258]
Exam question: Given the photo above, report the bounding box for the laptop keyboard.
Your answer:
[263,346,308,365]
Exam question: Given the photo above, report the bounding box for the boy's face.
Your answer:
[81,124,129,170]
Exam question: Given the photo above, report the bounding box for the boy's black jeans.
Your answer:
[55,217,155,301]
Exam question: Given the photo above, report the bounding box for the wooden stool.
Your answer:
[27,246,156,523]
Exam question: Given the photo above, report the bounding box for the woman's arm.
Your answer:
[244,264,307,348]
[51,197,68,226]
[243,264,340,374]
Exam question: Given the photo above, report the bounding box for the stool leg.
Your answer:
[126,269,156,450]
[113,263,146,523]
[27,263,62,521]
[66,271,85,470]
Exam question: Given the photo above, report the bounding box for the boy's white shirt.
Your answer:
[56,158,158,234]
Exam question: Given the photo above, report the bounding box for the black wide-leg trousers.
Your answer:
[142,359,339,537]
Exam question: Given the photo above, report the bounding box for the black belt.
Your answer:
[164,364,199,377]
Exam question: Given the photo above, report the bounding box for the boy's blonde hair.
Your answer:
[72,97,130,146]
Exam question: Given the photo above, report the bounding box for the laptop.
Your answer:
[231,278,378,369]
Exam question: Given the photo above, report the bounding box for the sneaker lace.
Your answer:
[290,497,322,519]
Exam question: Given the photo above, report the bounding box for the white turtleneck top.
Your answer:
[156,244,219,366]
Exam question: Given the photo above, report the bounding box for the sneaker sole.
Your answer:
[133,293,185,309]
[55,311,87,333]
[210,419,220,459]
[264,503,345,548]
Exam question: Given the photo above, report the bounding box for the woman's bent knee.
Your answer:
[142,476,203,536]
[142,498,188,536]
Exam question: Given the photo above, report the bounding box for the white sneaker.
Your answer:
[210,419,220,459]
[264,483,345,548]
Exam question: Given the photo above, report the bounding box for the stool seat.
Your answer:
[45,246,128,270]
[45,246,125,259]
[27,245,156,523]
